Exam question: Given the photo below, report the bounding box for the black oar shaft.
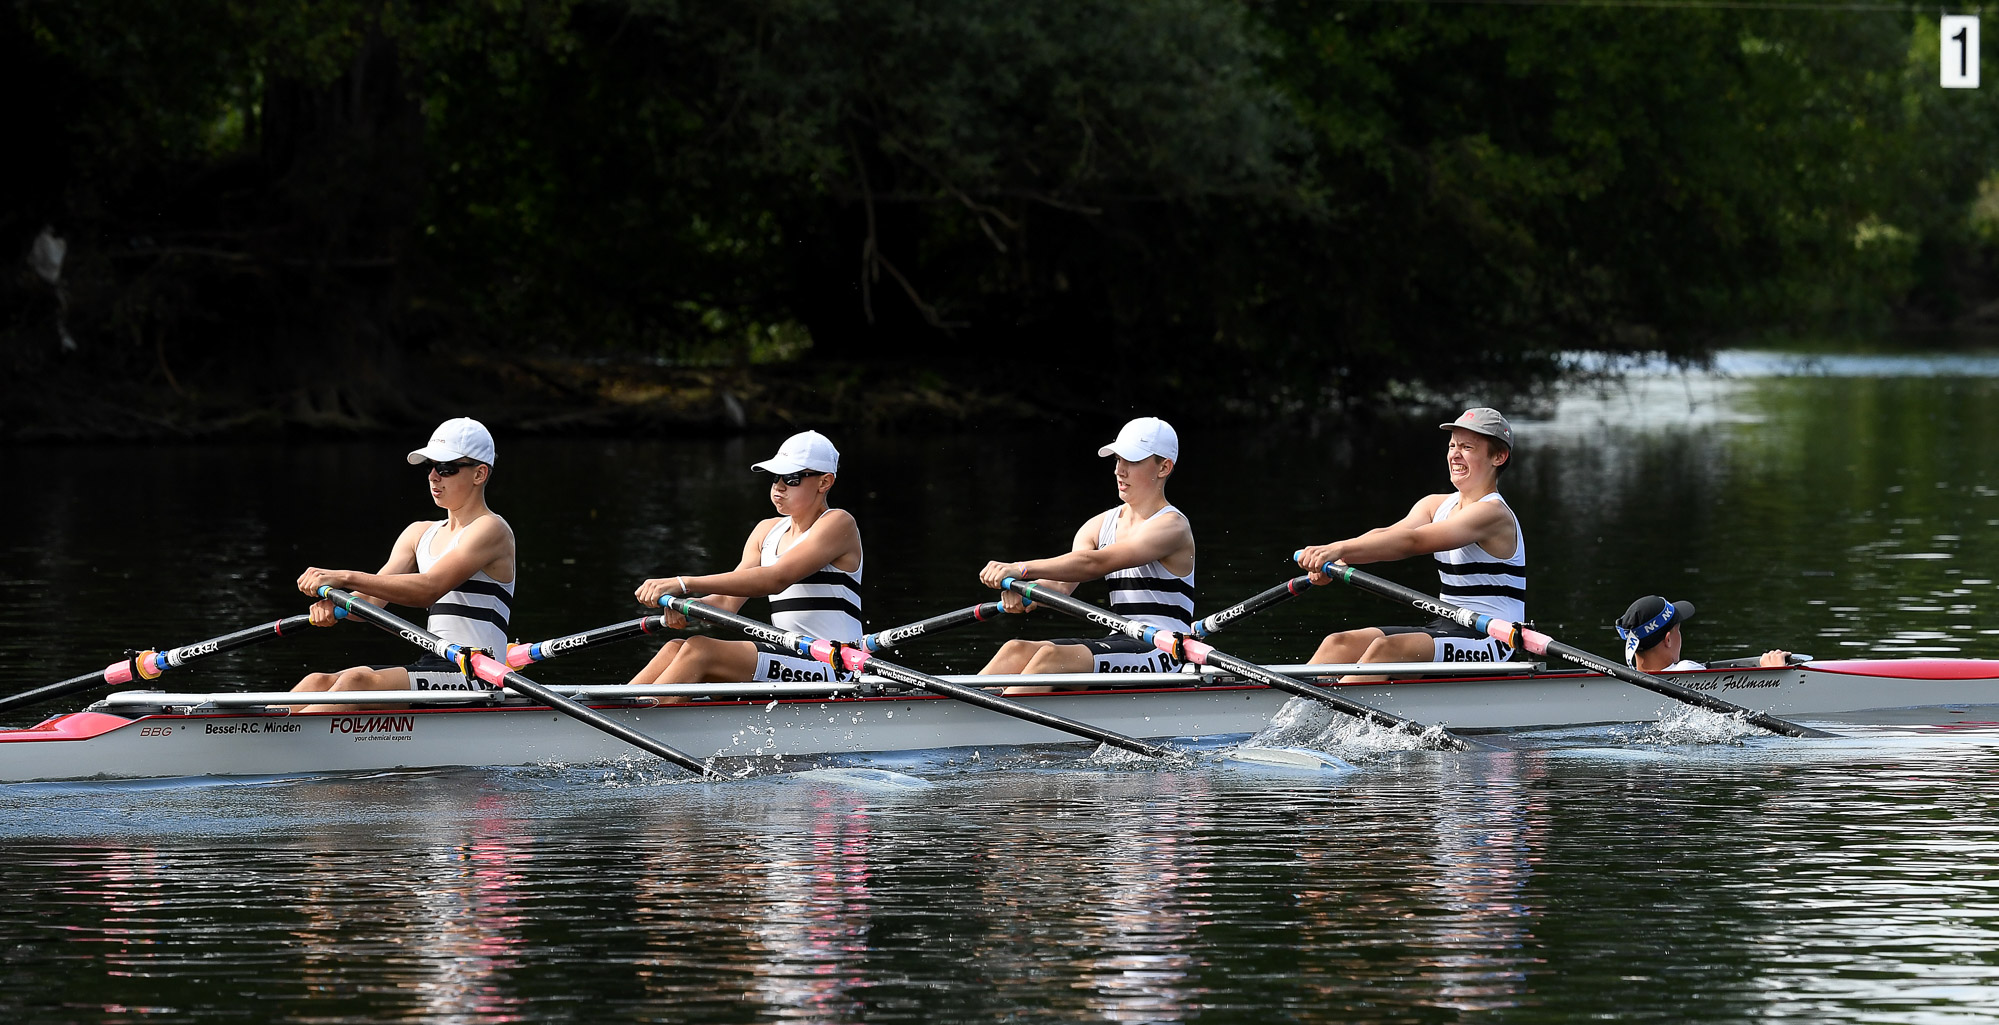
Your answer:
[1000,577,1469,751]
[1192,576,1315,638]
[862,602,1005,653]
[0,613,318,714]
[505,616,672,668]
[321,589,716,775]
[1316,562,1831,739]
[660,597,1176,759]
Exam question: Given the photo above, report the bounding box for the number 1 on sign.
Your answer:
[1943,15,1980,89]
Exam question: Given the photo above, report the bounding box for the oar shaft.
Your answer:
[0,613,320,714]
[321,589,716,775]
[1000,578,1468,750]
[660,596,1176,759]
[862,602,1005,652]
[505,616,672,669]
[1192,576,1315,638]
[1311,561,1830,739]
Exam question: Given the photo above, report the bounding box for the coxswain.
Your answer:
[1615,595,1790,671]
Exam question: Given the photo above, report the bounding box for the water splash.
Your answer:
[1613,704,1763,746]
[1240,696,1439,758]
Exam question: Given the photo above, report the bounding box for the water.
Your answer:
[7,351,1999,1022]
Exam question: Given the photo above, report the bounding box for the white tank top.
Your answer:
[1098,504,1195,632]
[759,515,864,642]
[1432,493,1526,623]
[416,520,515,652]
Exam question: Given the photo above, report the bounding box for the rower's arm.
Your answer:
[680,511,860,601]
[1298,495,1445,571]
[1017,511,1190,582]
[1339,499,1511,565]
[311,518,515,608]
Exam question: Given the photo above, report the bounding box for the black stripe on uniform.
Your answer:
[796,569,862,587]
[429,602,511,628]
[1439,583,1528,601]
[768,595,865,618]
[1109,600,1196,623]
[452,579,517,609]
[1433,555,1528,578]
[1108,575,1196,597]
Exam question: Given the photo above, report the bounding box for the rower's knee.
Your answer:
[1022,644,1089,675]
[293,672,339,693]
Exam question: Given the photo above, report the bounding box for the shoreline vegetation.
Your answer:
[10,4,1999,442]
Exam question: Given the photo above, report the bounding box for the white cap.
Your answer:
[1096,417,1179,462]
[751,430,840,475]
[406,417,497,466]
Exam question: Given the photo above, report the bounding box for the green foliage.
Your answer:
[10,0,1999,414]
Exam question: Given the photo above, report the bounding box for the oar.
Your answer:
[1191,575,1316,639]
[0,612,332,714]
[504,615,674,669]
[657,595,1177,760]
[999,577,1473,751]
[1297,557,1833,739]
[861,602,1005,652]
[318,588,717,776]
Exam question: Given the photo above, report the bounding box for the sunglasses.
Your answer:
[424,460,481,477]
[770,470,824,487]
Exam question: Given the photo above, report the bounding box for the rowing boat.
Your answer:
[4,657,1997,783]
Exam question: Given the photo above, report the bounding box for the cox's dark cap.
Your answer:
[1440,407,1513,449]
[1616,595,1695,655]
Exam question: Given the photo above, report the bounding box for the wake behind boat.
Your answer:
[4,658,1998,783]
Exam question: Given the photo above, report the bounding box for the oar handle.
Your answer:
[323,588,717,775]
[1293,555,1831,738]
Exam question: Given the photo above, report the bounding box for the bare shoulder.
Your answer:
[747,515,785,547]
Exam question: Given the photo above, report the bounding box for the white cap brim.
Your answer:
[751,457,812,475]
[1097,442,1155,460]
[408,444,468,464]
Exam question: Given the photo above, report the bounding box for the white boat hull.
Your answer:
[4,659,1997,782]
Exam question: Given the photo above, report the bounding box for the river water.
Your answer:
[5,352,1999,1023]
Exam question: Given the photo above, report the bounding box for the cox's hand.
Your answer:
[307,599,342,628]
[297,567,348,598]
[1758,649,1792,668]
[979,560,1026,589]
[635,577,682,607]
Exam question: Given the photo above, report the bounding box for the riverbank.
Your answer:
[0,351,1081,442]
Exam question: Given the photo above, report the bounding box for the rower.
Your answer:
[630,430,863,686]
[1296,407,1524,673]
[976,417,1196,688]
[290,417,518,711]
[1615,595,1790,671]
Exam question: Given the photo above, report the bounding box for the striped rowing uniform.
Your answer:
[407,518,515,691]
[1051,504,1195,673]
[1425,492,1525,662]
[752,514,863,682]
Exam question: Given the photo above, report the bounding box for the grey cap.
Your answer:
[1439,407,1514,449]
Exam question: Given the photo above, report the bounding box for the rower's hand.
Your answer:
[1297,545,1342,585]
[297,567,348,598]
[635,577,681,607]
[979,560,1027,590]
[307,599,342,628]
[1758,649,1792,668]
[662,608,688,630]
[999,589,1034,615]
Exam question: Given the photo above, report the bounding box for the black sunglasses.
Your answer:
[424,460,481,477]
[770,470,824,487]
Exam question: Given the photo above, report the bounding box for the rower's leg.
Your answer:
[657,636,758,685]
[1001,642,1094,695]
[1310,627,1384,665]
[979,639,1051,675]
[1337,633,1435,684]
[627,639,685,686]
[291,665,410,713]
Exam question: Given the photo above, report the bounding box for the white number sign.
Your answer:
[1943,15,1980,89]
